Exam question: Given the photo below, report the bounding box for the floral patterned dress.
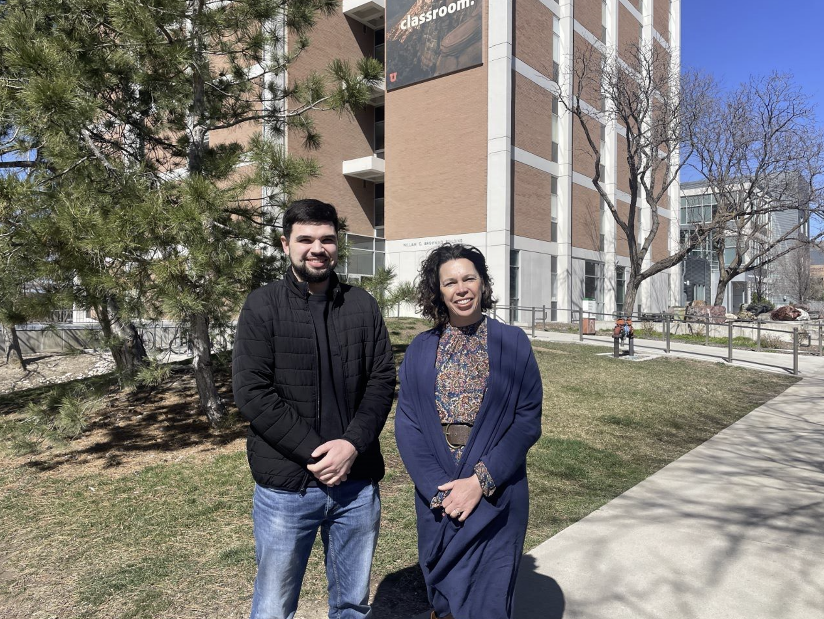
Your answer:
[430,317,496,507]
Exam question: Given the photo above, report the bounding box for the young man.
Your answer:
[232,199,396,619]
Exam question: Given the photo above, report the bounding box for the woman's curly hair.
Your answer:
[416,243,496,329]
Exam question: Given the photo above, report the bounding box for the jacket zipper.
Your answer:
[301,288,321,493]
[329,288,352,418]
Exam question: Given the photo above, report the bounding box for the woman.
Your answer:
[395,244,543,619]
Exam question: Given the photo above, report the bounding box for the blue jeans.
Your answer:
[249,479,381,619]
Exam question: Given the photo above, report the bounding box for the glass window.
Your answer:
[550,175,558,242]
[348,234,373,251]
[551,97,559,163]
[584,261,604,315]
[552,16,560,82]
[585,261,597,299]
[348,249,374,276]
[600,197,607,252]
[616,266,626,314]
[602,0,608,41]
[510,250,520,322]
[374,28,384,64]
[374,182,384,235]
[374,106,385,153]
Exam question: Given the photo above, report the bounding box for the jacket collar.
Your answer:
[283,266,342,301]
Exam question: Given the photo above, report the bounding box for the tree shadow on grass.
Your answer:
[3,359,246,474]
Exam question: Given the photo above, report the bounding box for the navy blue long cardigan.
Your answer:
[395,317,543,619]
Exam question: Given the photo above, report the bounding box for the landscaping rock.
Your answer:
[686,304,728,324]
[771,305,802,321]
[746,301,775,316]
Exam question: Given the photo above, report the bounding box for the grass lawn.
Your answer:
[0,317,798,619]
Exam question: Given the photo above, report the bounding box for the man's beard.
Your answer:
[292,259,334,284]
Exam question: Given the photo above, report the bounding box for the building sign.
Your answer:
[386,0,484,91]
[401,237,464,248]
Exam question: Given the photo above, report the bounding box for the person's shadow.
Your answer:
[371,563,430,618]
[514,554,565,619]
[371,555,564,619]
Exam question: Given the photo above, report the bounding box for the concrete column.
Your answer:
[602,0,619,317]
[668,0,682,309]
[557,0,574,321]
[486,0,513,305]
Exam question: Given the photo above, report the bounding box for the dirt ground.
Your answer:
[0,352,246,479]
[0,352,115,395]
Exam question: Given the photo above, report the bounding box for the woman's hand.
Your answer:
[438,475,483,522]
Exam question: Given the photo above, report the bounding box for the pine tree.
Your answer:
[0,0,381,424]
[0,176,45,370]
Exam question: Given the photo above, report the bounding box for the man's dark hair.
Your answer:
[416,243,496,328]
[282,199,340,240]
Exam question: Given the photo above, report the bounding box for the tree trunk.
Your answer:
[624,281,639,319]
[98,298,148,378]
[713,275,731,307]
[190,312,227,426]
[3,324,27,371]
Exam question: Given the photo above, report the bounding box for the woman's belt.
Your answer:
[442,423,473,448]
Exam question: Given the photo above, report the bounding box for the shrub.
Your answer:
[0,384,104,454]
[760,335,785,349]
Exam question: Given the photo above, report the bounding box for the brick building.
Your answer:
[240,0,683,319]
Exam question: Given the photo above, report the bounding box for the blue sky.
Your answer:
[680,1,824,182]
[681,0,823,116]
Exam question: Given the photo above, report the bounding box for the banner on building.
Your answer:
[385,0,484,91]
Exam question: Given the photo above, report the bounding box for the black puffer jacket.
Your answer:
[232,270,396,490]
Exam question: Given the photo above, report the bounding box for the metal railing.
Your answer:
[488,304,820,376]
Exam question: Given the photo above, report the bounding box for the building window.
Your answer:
[374,182,384,238]
[374,105,385,155]
[343,231,385,278]
[551,96,559,162]
[552,16,560,82]
[374,28,385,64]
[616,266,626,315]
[550,255,558,321]
[550,175,558,242]
[599,196,606,252]
[601,0,608,41]
[584,260,604,317]
[680,193,716,225]
[510,250,520,322]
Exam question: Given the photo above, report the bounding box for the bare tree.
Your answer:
[689,73,824,306]
[564,41,713,314]
[774,245,812,305]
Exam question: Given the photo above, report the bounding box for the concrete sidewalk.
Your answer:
[531,329,824,376]
[515,374,824,618]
